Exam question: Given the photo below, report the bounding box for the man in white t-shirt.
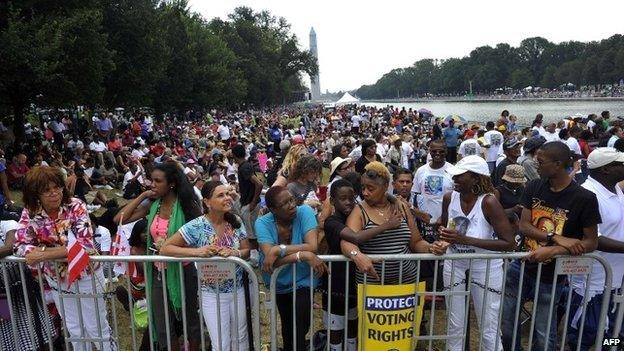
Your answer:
[401,135,415,169]
[542,123,560,143]
[217,121,231,142]
[561,129,582,156]
[411,140,455,230]
[122,161,146,198]
[458,138,481,159]
[351,114,362,134]
[89,137,108,153]
[91,214,112,255]
[586,116,596,134]
[483,121,504,172]
[568,148,624,349]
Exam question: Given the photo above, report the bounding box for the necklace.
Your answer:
[371,202,390,218]
[502,184,521,196]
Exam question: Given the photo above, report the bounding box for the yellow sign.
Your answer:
[357,282,426,351]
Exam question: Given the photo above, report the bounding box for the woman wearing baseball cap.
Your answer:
[439,155,515,351]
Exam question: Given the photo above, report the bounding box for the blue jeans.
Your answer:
[501,260,565,351]
[567,290,624,351]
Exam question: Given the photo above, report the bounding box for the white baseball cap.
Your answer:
[446,155,490,177]
[587,147,624,169]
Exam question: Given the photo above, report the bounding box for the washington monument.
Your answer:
[309,27,321,100]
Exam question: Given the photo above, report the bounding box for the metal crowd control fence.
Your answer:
[268,252,613,351]
[0,255,261,351]
[609,279,624,351]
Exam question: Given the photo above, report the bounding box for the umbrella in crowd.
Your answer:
[444,114,467,124]
[418,108,433,118]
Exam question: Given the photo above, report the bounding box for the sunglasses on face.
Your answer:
[365,170,381,179]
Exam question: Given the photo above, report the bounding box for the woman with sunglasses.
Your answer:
[342,161,447,285]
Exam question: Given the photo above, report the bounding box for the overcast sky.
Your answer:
[189,0,623,92]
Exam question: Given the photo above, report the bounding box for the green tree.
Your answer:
[210,7,317,106]
[0,1,113,142]
[184,12,246,107]
[510,68,534,89]
[355,33,624,99]
[541,65,558,88]
[517,37,553,83]
[101,0,167,107]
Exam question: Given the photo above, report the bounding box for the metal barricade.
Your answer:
[608,279,624,351]
[0,255,261,351]
[267,252,613,351]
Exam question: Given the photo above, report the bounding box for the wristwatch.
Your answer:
[349,250,359,258]
[279,244,287,258]
[546,232,555,246]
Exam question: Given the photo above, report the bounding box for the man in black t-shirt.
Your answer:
[501,141,600,351]
[233,144,262,248]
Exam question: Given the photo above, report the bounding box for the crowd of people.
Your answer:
[0,103,623,350]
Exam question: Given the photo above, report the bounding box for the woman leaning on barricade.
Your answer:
[13,166,117,350]
[255,185,328,351]
[341,161,447,286]
[114,161,202,351]
[160,180,251,351]
[438,155,515,351]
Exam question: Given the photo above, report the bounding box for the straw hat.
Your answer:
[389,135,401,144]
[329,157,352,177]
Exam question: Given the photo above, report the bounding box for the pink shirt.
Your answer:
[150,216,169,270]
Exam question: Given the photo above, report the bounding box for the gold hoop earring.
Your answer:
[472,184,480,195]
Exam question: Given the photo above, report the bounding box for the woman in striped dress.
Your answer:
[342,162,447,285]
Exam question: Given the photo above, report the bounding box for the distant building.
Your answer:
[309,27,321,101]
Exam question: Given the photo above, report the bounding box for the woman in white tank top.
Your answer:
[439,155,515,351]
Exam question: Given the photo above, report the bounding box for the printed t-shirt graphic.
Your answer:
[524,198,569,251]
[424,176,443,196]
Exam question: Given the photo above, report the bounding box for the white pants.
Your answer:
[201,288,249,351]
[443,260,503,351]
[49,269,116,351]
